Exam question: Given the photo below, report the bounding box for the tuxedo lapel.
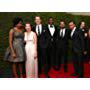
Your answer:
[34,25,36,32]
[34,25,38,36]
[72,29,77,39]
[64,29,66,37]
[64,29,67,38]
[41,24,45,34]
[47,25,52,37]
[52,26,57,37]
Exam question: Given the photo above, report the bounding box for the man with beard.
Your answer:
[55,20,70,72]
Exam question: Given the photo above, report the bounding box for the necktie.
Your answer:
[50,25,53,28]
[61,30,63,37]
[38,25,40,36]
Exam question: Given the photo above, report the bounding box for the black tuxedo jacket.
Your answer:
[56,28,70,50]
[32,24,48,48]
[45,24,58,47]
[70,28,85,53]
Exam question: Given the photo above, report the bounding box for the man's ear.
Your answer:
[40,20,42,23]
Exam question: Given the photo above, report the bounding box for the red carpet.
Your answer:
[39,63,90,78]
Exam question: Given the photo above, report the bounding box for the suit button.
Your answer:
[51,38,53,42]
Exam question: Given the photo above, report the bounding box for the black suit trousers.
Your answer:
[47,43,56,69]
[56,46,68,70]
[72,51,84,77]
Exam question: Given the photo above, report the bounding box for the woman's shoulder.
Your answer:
[9,28,14,33]
[24,32,27,34]
[31,31,36,36]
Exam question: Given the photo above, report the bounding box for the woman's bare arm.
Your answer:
[9,29,15,54]
[33,32,38,59]
[24,32,26,44]
[34,32,37,52]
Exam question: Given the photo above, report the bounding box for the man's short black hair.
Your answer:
[48,17,53,20]
[35,16,41,19]
[69,21,76,25]
[60,19,66,24]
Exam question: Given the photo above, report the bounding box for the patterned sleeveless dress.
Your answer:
[9,29,25,62]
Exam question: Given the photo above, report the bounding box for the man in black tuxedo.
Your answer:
[32,16,49,77]
[55,21,70,72]
[45,17,58,71]
[69,21,85,78]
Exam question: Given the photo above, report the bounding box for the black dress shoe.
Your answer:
[38,71,42,75]
[78,74,84,78]
[71,73,77,76]
[46,75,50,78]
[64,69,67,72]
[54,67,60,71]
[78,76,83,78]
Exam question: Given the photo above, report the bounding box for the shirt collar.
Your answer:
[36,24,42,27]
[60,28,65,30]
[48,24,54,27]
[72,27,76,31]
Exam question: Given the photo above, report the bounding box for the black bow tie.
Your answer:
[50,25,53,28]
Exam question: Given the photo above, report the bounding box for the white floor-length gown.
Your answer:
[24,31,38,78]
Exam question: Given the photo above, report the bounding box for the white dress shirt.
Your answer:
[71,27,76,37]
[82,29,85,32]
[48,24,55,36]
[36,24,42,35]
[60,28,66,37]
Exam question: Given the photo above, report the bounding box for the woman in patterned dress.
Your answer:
[9,17,25,78]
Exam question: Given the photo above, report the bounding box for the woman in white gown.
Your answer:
[24,22,38,78]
